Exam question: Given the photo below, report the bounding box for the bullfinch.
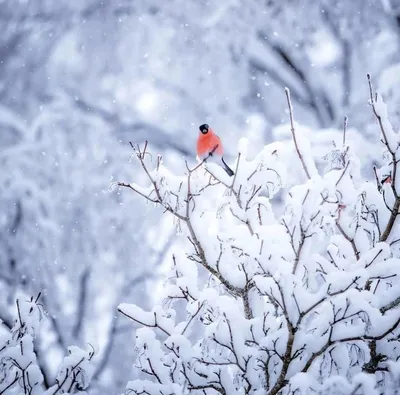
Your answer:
[196,124,234,177]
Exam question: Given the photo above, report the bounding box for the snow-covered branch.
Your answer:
[367,74,400,242]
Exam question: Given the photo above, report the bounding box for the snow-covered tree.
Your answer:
[117,78,400,394]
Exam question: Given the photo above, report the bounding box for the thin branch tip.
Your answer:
[343,116,348,146]
[284,86,311,180]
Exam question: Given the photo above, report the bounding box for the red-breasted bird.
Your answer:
[196,124,234,177]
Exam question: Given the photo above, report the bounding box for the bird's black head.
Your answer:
[199,124,209,134]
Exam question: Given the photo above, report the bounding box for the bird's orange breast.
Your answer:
[197,132,223,157]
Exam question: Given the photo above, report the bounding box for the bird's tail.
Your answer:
[221,157,234,177]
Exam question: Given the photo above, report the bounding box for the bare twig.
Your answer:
[181,302,205,335]
[117,309,171,337]
[373,165,381,192]
[336,220,359,260]
[343,115,348,147]
[117,182,158,203]
[285,87,311,180]
[380,198,400,242]
[231,152,241,191]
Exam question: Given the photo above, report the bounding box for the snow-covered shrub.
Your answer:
[0,295,94,394]
[117,78,400,394]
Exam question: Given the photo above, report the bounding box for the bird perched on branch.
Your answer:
[196,124,234,177]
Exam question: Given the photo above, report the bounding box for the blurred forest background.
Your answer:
[1,0,400,394]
